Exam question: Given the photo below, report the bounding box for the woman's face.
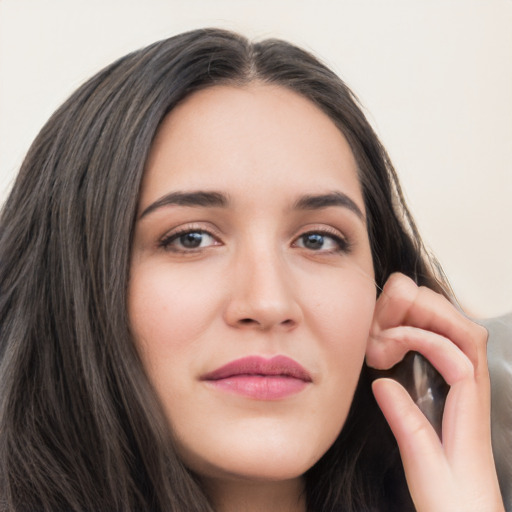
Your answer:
[128,84,376,484]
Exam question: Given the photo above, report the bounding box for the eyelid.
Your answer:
[292,225,351,253]
[158,223,223,252]
[155,222,352,254]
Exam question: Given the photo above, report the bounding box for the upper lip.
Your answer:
[201,355,312,382]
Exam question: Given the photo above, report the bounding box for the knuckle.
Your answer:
[365,347,385,369]
[389,272,416,291]
[458,357,476,381]
[473,323,489,345]
[465,322,488,360]
[383,273,418,303]
[366,328,410,370]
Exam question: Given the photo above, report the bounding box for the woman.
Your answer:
[0,28,503,511]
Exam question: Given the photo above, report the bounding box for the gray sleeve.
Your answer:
[483,313,512,511]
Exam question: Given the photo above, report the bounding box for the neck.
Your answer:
[203,476,307,512]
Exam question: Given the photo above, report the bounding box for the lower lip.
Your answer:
[206,375,309,400]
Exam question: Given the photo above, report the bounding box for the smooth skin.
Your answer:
[129,83,376,512]
[129,83,503,511]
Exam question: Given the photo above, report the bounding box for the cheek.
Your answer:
[306,270,375,409]
[127,261,222,365]
[299,269,376,425]
[304,268,376,352]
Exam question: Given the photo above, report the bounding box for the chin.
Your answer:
[176,421,337,483]
[190,452,315,483]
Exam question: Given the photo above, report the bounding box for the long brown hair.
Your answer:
[0,28,448,511]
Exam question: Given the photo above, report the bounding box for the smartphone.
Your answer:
[373,352,449,438]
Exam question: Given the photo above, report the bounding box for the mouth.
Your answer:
[200,355,312,400]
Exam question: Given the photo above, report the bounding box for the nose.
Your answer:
[223,247,303,331]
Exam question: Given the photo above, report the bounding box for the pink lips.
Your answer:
[201,355,312,400]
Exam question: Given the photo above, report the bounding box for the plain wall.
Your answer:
[1,0,511,317]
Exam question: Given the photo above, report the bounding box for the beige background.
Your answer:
[0,0,511,317]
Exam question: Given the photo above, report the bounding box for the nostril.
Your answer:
[236,317,295,329]
[239,318,256,325]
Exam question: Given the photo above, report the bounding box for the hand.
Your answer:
[366,273,504,512]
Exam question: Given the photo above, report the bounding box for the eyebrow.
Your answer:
[293,192,365,219]
[139,189,364,220]
[139,191,229,219]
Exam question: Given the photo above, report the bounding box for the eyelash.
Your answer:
[293,229,351,254]
[158,226,351,255]
[158,227,220,253]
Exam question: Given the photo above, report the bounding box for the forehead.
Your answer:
[141,83,364,212]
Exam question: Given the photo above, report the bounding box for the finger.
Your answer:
[368,329,492,468]
[441,380,488,459]
[366,326,474,386]
[371,379,445,481]
[372,273,488,373]
[373,378,503,512]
